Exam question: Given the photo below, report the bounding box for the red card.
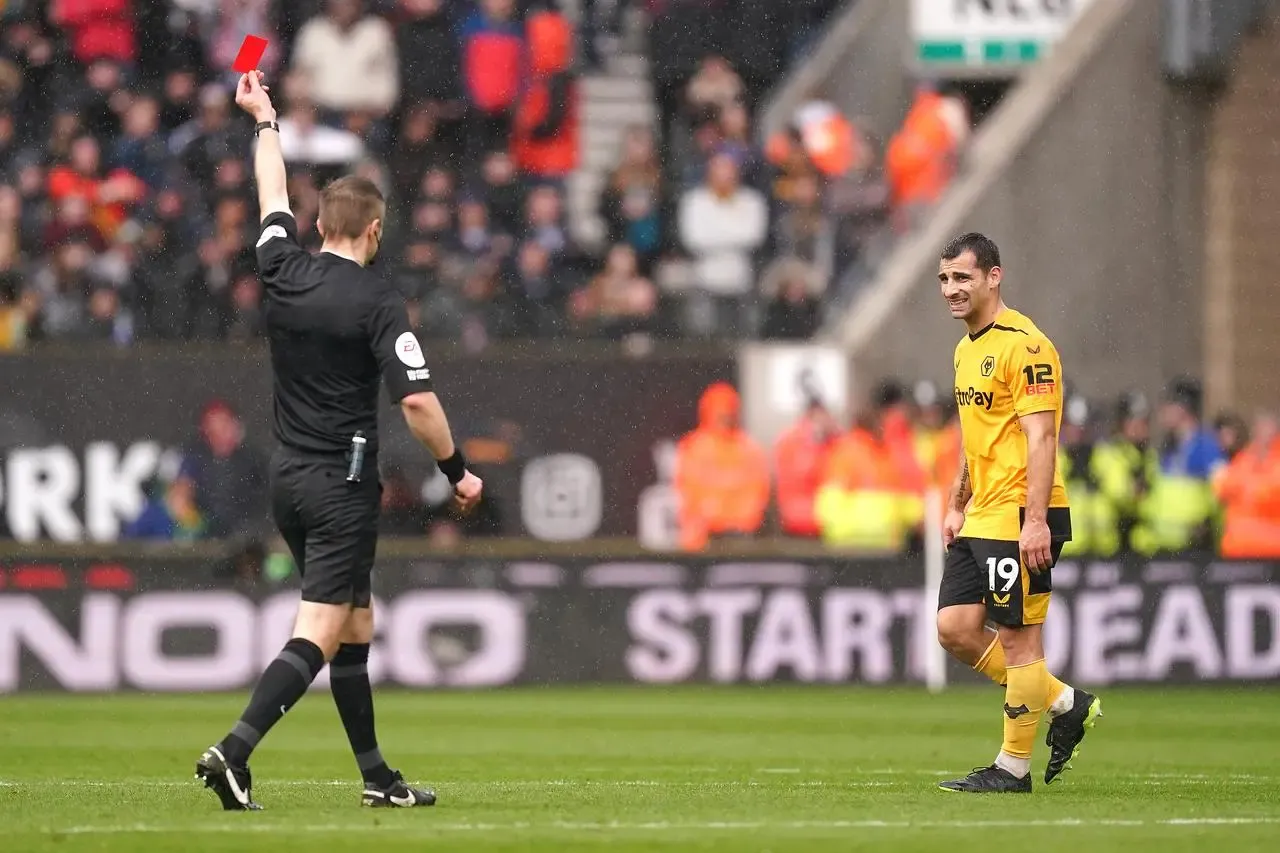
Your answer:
[232,35,269,73]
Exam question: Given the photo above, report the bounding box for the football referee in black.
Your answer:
[195,70,483,812]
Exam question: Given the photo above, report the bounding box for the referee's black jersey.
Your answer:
[256,211,434,457]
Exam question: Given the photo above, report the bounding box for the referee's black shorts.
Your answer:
[270,447,381,608]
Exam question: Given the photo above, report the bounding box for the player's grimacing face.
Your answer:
[938,251,998,320]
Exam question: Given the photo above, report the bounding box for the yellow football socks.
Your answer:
[1001,658,1049,761]
[973,635,1071,714]
[974,635,1008,686]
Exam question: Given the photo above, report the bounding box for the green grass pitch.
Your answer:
[2,686,1279,852]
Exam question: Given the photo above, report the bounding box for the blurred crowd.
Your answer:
[0,0,902,349]
[673,376,1280,559]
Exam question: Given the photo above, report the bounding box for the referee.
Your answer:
[195,71,483,812]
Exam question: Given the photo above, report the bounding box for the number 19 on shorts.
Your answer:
[986,557,1019,593]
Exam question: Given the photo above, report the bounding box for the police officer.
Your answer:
[195,71,482,812]
[1092,392,1158,554]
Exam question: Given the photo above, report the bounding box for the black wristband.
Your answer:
[255,120,279,137]
[437,450,467,485]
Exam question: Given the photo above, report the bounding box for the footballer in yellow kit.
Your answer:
[933,233,1102,794]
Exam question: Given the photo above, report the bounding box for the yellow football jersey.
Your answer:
[952,308,1070,541]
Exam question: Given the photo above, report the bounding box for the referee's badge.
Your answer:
[256,224,287,247]
[395,332,426,368]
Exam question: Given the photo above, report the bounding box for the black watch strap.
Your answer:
[255,120,279,136]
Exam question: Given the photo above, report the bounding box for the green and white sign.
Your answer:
[911,0,1097,70]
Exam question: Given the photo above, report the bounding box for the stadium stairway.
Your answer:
[821,0,1221,404]
[561,0,657,254]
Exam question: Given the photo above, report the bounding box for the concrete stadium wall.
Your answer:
[760,0,912,146]
[847,1,1214,406]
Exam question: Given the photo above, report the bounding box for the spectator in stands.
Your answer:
[291,0,400,120]
[646,0,730,156]
[171,84,243,192]
[457,197,499,263]
[187,233,254,340]
[1090,392,1157,555]
[48,134,145,242]
[674,381,770,551]
[478,150,526,237]
[513,6,579,187]
[912,381,961,519]
[772,169,832,271]
[182,400,268,540]
[159,64,201,134]
[504,239,567,337]
[0,193,32,350]
[523,184,570,261]
[85,280,134,344]
[580,0,628,68]
[1214,411,1249,461]
[398,0,462,105]
[1057,395,1117,558]
[378,466,432,535]
[122,472,207,542]
[79,59,129,141]
[1215,411,1280,558]
[224,268,264,341]
[758,258,821,339]
[1159,378,1225,481]
[716,101,761,186]
[207,0,282,85]
[390,106,453,213]
[112,96,170,190]
[43,193,107,254]
[600,126,666,269]
[686,55,743,119]
[28,240,110,340]
[459,259,504,349]
[460,0,526,156]
[277,95,367,168]
[568,242,657,338]
[1132,378,1223,554]
[133,189,194,338]
[50,0,136,67]
[0,107,17,176]
[678,152,768,336]
[792,100,870,182]
[816,381,925,552]
[774,394,839,538]
[886,84,970,231]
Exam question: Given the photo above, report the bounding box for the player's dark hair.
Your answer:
[319,175,385,240]
[941,232,1001,273]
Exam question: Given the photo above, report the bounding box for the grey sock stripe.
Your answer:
[356,748,386,772]
[279,649,314,680]
[329,662,368,679]
[231,721,263,748]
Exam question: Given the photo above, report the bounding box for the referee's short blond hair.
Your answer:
[319,176,385,240]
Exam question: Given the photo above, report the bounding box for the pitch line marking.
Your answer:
[2,774,1274,789]
[44,817,1280,836]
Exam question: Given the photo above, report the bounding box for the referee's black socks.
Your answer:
[330,643,395,788]
[219,637,326,766]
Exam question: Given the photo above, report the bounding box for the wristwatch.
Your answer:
[254,120,280,137]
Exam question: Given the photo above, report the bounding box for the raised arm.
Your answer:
[234,71,291,222]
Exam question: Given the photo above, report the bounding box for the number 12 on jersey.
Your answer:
[1022,363,1055,396]
[987,556,1019,593]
